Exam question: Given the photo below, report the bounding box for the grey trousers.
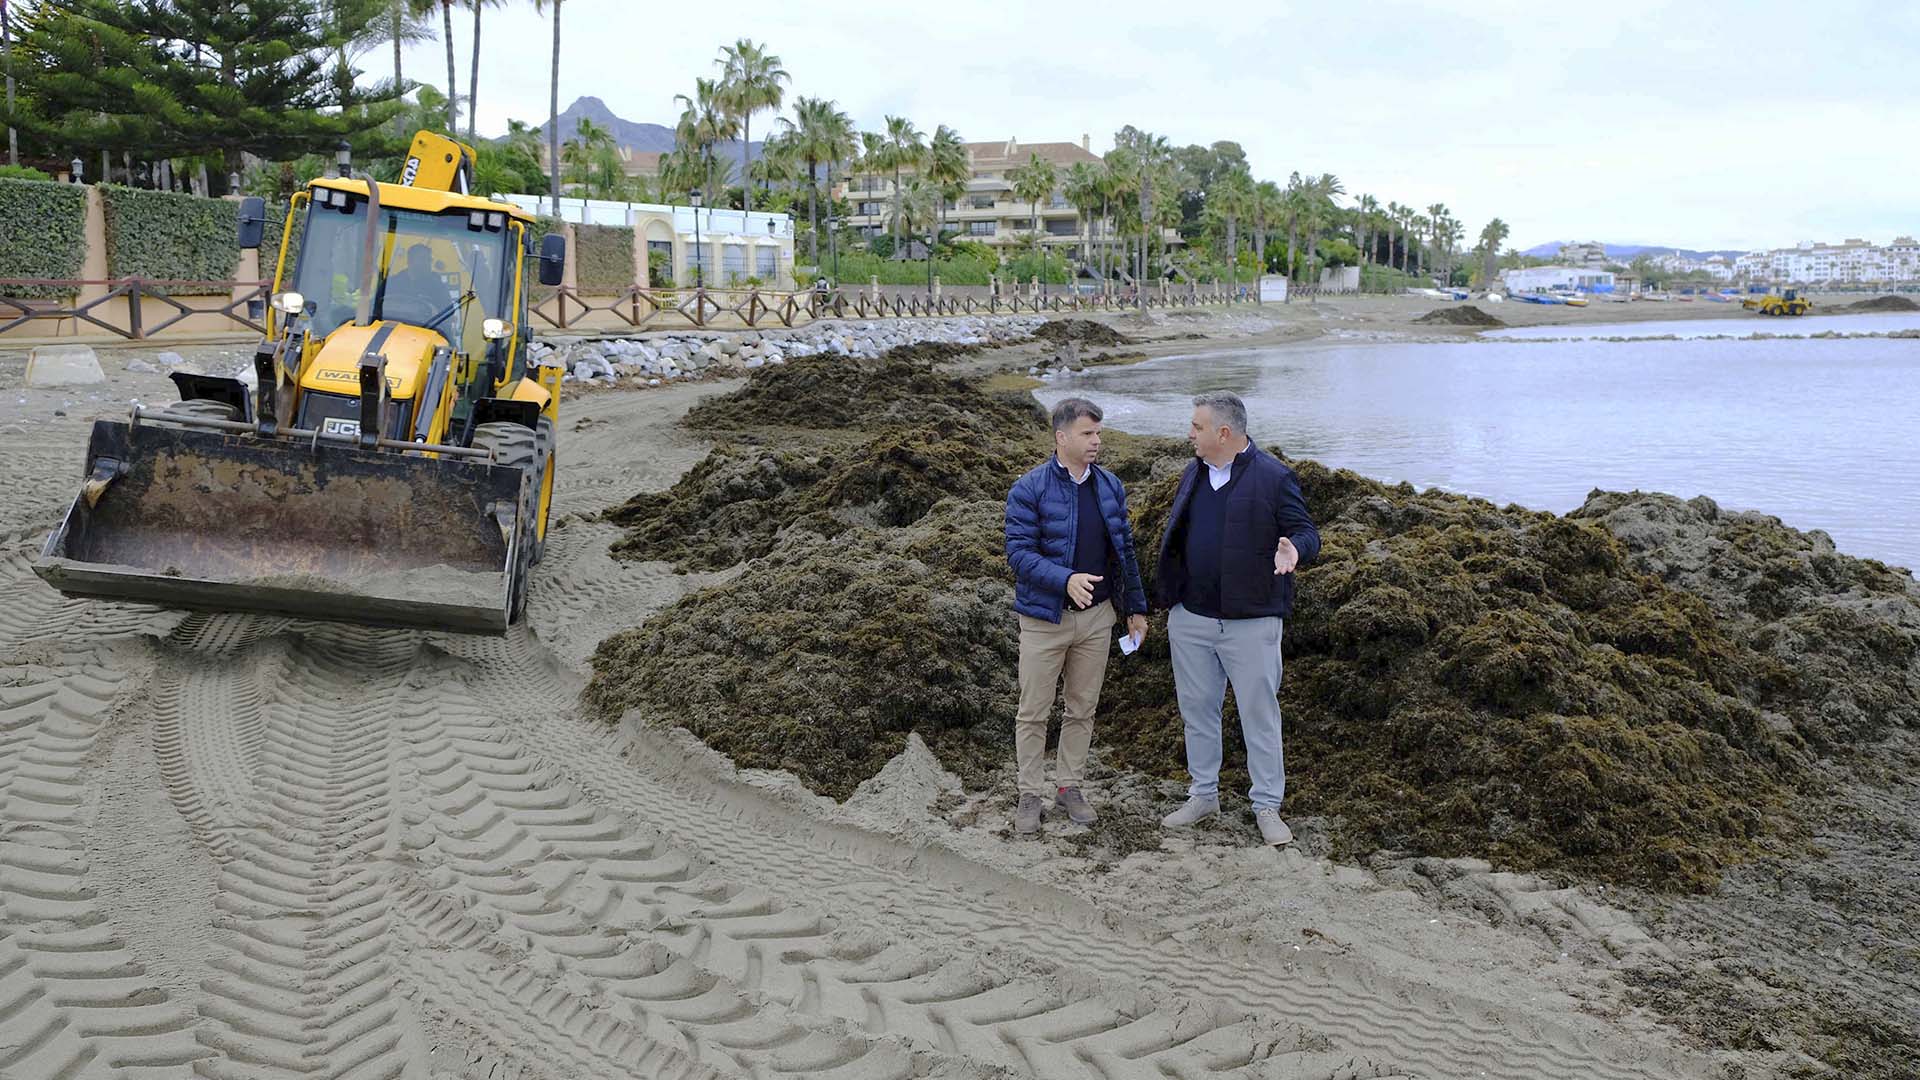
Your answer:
[1166,603,1286,810]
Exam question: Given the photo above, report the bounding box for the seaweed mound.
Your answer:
[593,357,1920,891]
[682,352,1041,440]
[1840,295,1919,313]
[1032,318,1134,346]
[1413,305,1507,328]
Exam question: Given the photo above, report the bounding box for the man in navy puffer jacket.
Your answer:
[1003,397,1149,835]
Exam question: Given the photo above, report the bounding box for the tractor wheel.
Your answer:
[470,421,539,624]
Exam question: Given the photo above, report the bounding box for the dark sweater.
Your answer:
[1070,475,1112,607]
[1178,466,1239,617]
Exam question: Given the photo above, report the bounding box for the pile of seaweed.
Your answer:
[1839,294,1920,313]
[1032,318,1135,347]
[1413,305,1507,328]
[589,351,1920,892]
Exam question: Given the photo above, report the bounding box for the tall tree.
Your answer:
[1251,179,1281,271]
[1007,152,1057,266]
[717,38,786,213]
[1209,167,1252,285]
[925,123,967,253]
[437,0,457,130]
[1356,194,1379,266]
[1478,217,1509,288]
[462,0,503,141]
[8,0,403,191]
[532,0,560,216]
[673,76,738,201]
[881,114,922,250]
[778,95,850,266]
[1062,161,1102,272]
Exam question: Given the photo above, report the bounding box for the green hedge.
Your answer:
[575,223,634,293]
[100,185,244,296]
[0,178,89,299]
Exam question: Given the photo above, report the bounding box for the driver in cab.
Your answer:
[384,242,454,323]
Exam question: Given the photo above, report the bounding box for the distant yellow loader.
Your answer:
[1742,288,1812,316]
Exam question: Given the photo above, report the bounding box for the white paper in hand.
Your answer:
[1117,631,1141,656]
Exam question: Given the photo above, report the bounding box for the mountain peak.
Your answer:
[532,96,762,163]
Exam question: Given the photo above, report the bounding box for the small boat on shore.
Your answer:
[1512,292,1564,305]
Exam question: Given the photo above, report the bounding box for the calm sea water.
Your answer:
[1483,311,1920,341]
[1035,329,1920,572]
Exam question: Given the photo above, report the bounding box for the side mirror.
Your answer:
[237,196,267,249]
[538,233,566,286]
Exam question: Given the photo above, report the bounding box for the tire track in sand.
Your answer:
[0,643,211,1080]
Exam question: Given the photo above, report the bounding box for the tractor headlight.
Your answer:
[273,291,306,315]
[482,318,512,340]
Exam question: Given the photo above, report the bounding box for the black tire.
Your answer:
[158,398,240,423]
[530,417,556,565]
[471,421,538,624]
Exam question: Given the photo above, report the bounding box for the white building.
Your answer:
[1731,237,1920,286]
[1502,266,1616,293]
[497,194,796,288]
[1558,241,1609,268]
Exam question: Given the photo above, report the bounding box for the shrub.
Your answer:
[0,177,88,298]
[0,164,52,181]
[574,222,635,293]
[99,185,242,295]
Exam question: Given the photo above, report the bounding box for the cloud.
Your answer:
[393,0,1912,251]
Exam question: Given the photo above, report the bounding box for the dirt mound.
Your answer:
[1840,294,1920,313]
[594,358,1920,893]
[1032,318,1134,346]
[1413,305,1507,327]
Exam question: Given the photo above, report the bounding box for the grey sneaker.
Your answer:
[1014,793,1044,835]
[1160,795,1219,828]
[1255,807,1294,847]
[1056,787,1096,825]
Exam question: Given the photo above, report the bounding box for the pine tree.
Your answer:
[6,0,404,192]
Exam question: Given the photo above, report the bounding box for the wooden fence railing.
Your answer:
[526,281,1260,331]
[0,277,270,339]
[0,276,1269,339]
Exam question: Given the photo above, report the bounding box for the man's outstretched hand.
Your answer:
[1273,537,1299,575]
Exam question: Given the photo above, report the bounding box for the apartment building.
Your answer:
[1732,238,1920,285]
[840,136,1179,262]
[1558,241,1609,268]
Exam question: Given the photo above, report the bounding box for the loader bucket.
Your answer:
[33,420,527,634]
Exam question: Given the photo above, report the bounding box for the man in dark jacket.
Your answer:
[1003,397,1150,835]
[1155,391,1320,846]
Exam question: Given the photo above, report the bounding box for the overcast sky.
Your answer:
[394,0,1915,253]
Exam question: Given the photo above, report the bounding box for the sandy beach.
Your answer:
[2,294,1914,1079]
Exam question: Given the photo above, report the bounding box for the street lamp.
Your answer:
[689,187,703,291]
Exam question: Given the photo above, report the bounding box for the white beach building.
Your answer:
[1502,266,1617,293]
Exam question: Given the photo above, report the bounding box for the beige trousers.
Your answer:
[1014,603,1117,796]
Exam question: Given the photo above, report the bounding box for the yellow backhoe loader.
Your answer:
[1742,288,1813,316]
[34,132,566,633]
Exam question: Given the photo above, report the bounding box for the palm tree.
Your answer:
[881,115,924,250]
[1008,153,1058,277]
[532,0,561,217]
[1302,173,1345,280]
[1283,173,1306,281]
[1210,168,1252,286]
[1478,217,1509,287]
[1063,161,1103,274]
[437,0,459,130]
[1356,194,1379,266]
[375,0,435,91]
[674,77,740,201]
[1251,179,1282,272]
[562,116,612,191]
[1410,214,1430,277]
[1112,129,1170,287]
[779,96,847,265]
[1425,203,1447,280]
[462,0,505,141]
[925,124,968,254]
[717,39,787,213]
